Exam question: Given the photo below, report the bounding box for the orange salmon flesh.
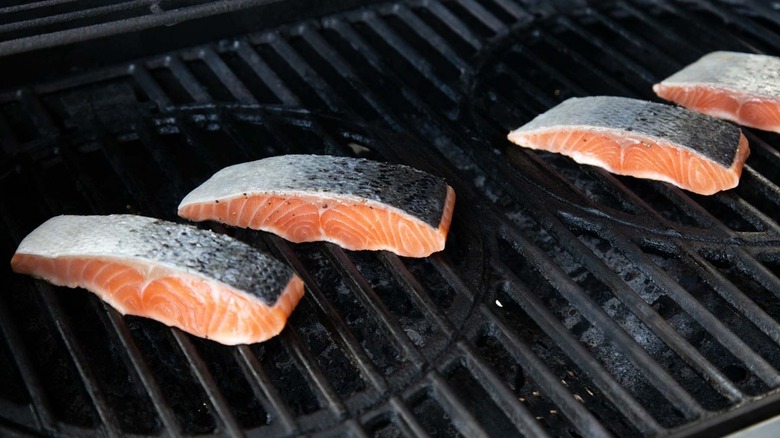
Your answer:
[179,186,456,258]
[654,83,780,133]
[508,129,750,196]
[11,254,305,345]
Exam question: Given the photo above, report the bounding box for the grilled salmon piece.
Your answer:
[11,215,304,345]
[507,96,749,195]
[654,51,780,133]
[178,155,456,258]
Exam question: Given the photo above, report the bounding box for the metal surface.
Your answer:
[0,0,780,436]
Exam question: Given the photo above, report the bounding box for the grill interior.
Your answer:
[2,0,780,436]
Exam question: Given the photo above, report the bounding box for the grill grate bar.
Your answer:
[363,12,460,104]
[682,251,780,346]
[523,194,745,401]
[684,1,780,50]
[270,237,389,393]
[655,1,768,53]
[280,325,347,418]
[325,18,443,127]
[457,339,554,437]
[454,0,506,34]
[96,302,182,436]
[537,30,639,97]
[0,0,336,57]
[266,36,351,114]
[378,253,456,338]
[733,252,780,301]
[169,115,229,172]
[512,47,590,98]
[389,396,429,437]
[422,1,483,50]
[616,2,702,56]
[586,7,683,69]
[394,5,469,71]
[165,56,212,104]
[30,280,122,435]
[602,227,780,388]
[325,16,480,165]
[0,0,79,15]
[484,254,662,432]
[742,167,780,210]
[499,220,706,419]
[0,294,48,432]
[324,245,426,366]
[234,41,300,106]
[579,169,780,358]
[496,62,558,109]
[428,371,492,438]
[199,47,259,104]
[298,26,403,130]
[234,345,296,434]
[556,16,656,86]
[0,0,154,34]
[131,64,172,109]
[133,118,189,194]
[346,418,370,438]
[0,213,54,432]
[480,306,617,437]
[490,0,529,19]
[170,332,244,437]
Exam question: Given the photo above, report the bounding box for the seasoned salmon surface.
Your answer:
[507,96,749,195]
[654,51,780,132]
[178,155,456,258]
[11,215,304,345]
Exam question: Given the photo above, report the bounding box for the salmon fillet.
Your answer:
[178,155,456,258]
[653,51,780,133]
[507,96,750,195]
[11,215,304,345]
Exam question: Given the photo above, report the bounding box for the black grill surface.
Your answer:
[2,1,780,436]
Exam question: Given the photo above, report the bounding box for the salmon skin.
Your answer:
[178,155,456,258]
[11,215,304,345]
[654,51,780,133]
[507,96,750,195]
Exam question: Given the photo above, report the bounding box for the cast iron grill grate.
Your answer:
[1,0,780,437]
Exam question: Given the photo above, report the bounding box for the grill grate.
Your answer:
[2,0,780,436]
